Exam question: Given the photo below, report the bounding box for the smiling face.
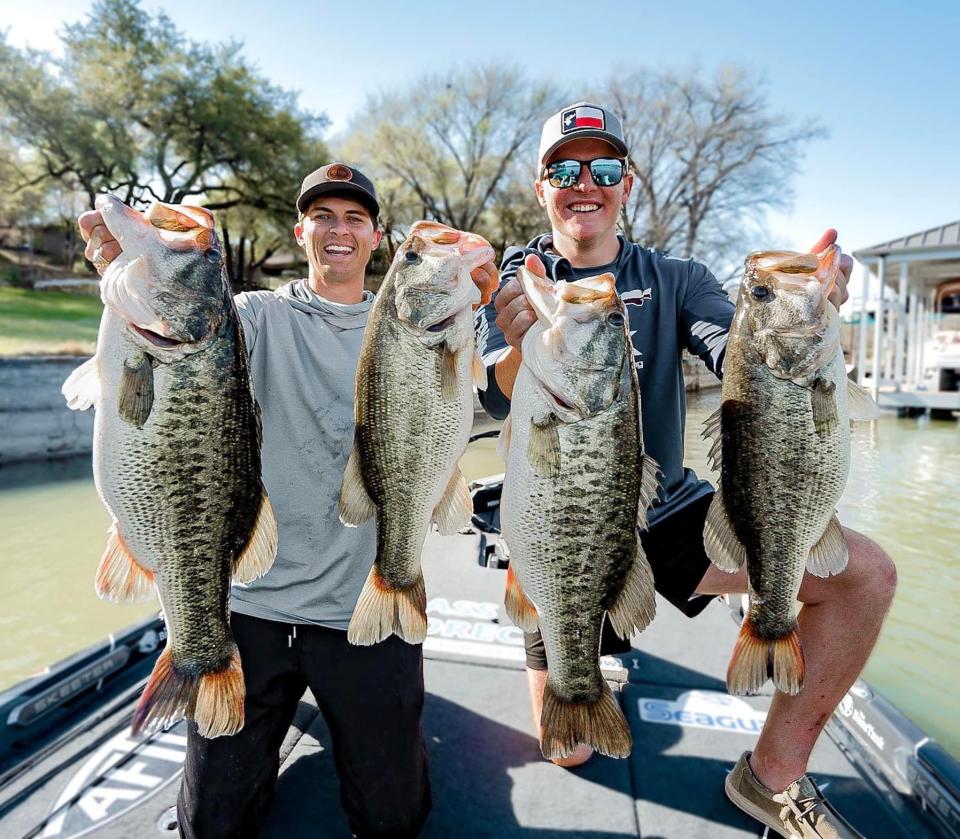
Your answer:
[294,194,382,299]
[535,138,633,258]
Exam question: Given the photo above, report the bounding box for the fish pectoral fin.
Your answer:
[527,420,560,478]
[441,345,459,402]
[472,349,488,391]
[607,539,656,638]
[118,353,155,427]
[496,413,513,461]
[703,488,746,572]
[811,378,838,435]
[233,493,279,583]
[95,523,156,603]
[846,378,881,422]
[62,356,101,411]
[432,467,473,535]
[636,454,661,530]
[807,513,848,577]
[348,566,427,646]
[339,447,376,526]
[504,565,539,631]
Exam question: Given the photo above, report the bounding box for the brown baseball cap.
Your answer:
[538,102,629,167]
[296,163,380,220]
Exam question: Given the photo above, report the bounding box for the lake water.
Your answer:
[0,392,957,759]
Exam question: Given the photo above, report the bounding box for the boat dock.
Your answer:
[852,220,960,417]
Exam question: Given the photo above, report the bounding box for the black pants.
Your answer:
[177,612,431,838]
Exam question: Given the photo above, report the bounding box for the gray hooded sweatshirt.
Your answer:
[230,279,375,629]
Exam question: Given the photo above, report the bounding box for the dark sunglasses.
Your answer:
[540,157,626,189]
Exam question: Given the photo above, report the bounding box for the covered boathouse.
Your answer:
[852,219,960,416]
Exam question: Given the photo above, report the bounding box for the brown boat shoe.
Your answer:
[725,751,865,839]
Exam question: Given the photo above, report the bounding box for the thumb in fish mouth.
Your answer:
[525,253,548,278]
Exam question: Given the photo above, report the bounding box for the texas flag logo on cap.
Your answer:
[561,105,605,134]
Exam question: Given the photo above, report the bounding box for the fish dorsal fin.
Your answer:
[432,467,473,535]
[846,378,880,422]
[703,488,746,572]
[807,513,848,577]
[607,538,656,639]
[636,454,661,531]
[62,356,102,411]
[233,493,278,583]
[339,447,376,526]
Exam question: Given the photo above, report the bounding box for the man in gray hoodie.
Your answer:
[77,164,502,838]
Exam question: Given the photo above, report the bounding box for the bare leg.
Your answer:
[526,667,594,768]
[697,527,897,792]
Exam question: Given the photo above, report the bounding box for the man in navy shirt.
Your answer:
[475,102,896,839]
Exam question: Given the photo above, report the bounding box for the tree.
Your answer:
[603,66,823,278]
[341,64,560,250]
[0,0,329,288]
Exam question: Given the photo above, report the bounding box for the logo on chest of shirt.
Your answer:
[620,289,652,370]
[621,288,653,308]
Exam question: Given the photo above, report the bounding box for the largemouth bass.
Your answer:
[63,195,276,737]
[339,221,494,645]
[499,262,659,760]
[702,246,878,696]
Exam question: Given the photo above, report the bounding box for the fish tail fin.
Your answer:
[132,645,245,739]
[347,565,427,646]
[193,651,245,738]
[727,618,804,696]
[95,524,156,603]
[540,679,631,761]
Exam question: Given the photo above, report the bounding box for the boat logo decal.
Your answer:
[835,690,886,751]
[42,721,188,838]
[424,597,525,662]
[639,690,768,734]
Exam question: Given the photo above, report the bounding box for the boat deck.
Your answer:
[2,529,944,838]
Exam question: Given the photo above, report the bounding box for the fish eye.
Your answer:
[403,250,421,265]
[751,285,770,301]
[205,248,222,265]
[606,311,625,327]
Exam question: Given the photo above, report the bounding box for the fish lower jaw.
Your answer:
[130,323,186,349]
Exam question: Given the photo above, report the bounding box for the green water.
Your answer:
[0,393,957,760]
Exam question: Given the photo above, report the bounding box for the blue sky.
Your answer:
[5,0,959,306]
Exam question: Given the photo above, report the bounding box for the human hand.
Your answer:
[810,229,852,309]
[494,254,545,351]
[470,259,500,307]
[78,210,122,275]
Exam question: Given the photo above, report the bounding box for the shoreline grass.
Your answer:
[0,287,101,357]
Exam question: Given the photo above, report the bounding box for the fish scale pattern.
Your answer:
[96,306,264,673]
[720,340,849,640]
[505,357,646,705]
[353,287,474,590]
